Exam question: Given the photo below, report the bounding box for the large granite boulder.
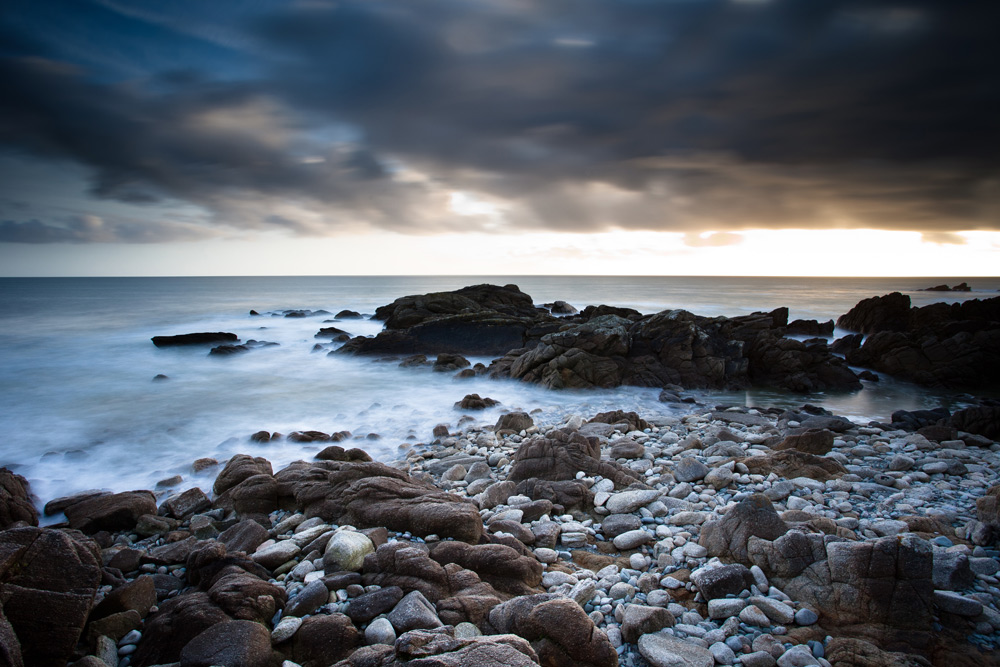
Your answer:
[331,627,540,667]
[361,542,504,627]
[0,468,37,529]
[213,455,273,495]
[131,592,231,667]
[179,619,275,667]
[276,614,360,667]
[286,461,483,543]
[509,428,645,489]
[429,541,543,597]
[489,593,618,667]
[0,527,102,667]
[699,494,790,562]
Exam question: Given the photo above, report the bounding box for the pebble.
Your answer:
[271,615,303,643]
[794,608,819,626]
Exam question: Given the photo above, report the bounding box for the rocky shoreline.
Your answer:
[2,284,1000,667]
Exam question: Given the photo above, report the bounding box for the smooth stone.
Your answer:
[708,598,746,620]
[252,540,301,569]
[710,641,737,665]
[364,617,396,645]
[739,605,772,627]
[794,608,818,625]
[606,490,663,514]
[933,590,983,616]
[323,531,375,572]
[638,632,714,667]
[742,651,778,667]
[534,548,558,563]
[750,597,795,625]
[271,615,303,643]
[614,529,654,550]
[776,645,820,667]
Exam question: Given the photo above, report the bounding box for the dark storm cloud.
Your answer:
[0,215,215,243]
[0,0,997,240]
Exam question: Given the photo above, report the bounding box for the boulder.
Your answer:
[837,293,914,334]
[489,593,618,667]
[699,494,790,562]
[434,353,471,372]
[218,519,270,554]
[345,586,404,625]
[589,411,651,432]
[740,450,847,482]
[824,637,931,667]
[496,412,535,433]
[773,429,835,455]
[638,633,713,667]
[63,491,156,533]
[429,541,543,597]
[159,487,212,519]
[179,619,274,667]
[0,468,37,528]
[621,604,675,643]
[388,590,443,633]
[131,593,231,666]
[0,527,101,667]
[323,531,375,573]
[89,575,156,621]
[213,455,273,495]
[690,564,753,601]
[207,569,286,623]
[0,603,22,667]
[226,473,278,523]
[455,394,499,410]
[509,428,645,490]
[277,614,360,667]
[949,404,1000,440]
[331,627,540,667]
[289,461,484,543]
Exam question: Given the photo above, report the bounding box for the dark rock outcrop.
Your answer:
[489,593,618,667]
[838,293,1000,389]
[63,491,157,533]
[178,619,275,667]
[131,592,231,666]
[331,627,540,667]
[0,468,37,529]
[508,428,645,491]
[151,332,238,347]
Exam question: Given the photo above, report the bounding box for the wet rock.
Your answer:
[388,590,443,633]
[621,604,675,643]
[289,461,484,543]
[700,494,789,562]
[213,455,273,495]
[434,353,471,372]
[773,429,835,455]
[0,527,101,667]
[315,446,372,462]
[179,618,274,667]
[63,491,156,533]
[431,541,542,596]
[510,428,645,490]
[455,393,499,410]
[489,593,618,667]
[496,411,535,433]
[0,468,37,528]
[277,614,360,667]
[132,592,231,666]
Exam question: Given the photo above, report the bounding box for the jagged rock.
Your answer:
[0,527,101,667]
[455,393,499,410]
[824,637,931,667]
[90,575,156,622]
[740,450,847,482]
[773,429,835,455]
[700,494,790,562]
[496,412,535,433]
[0,468,37,528]
[489,593,618,667]
[213,455,273,495]
[63,491,156,533]
[159,487,211,519]
[276,614,360,667]
[179,619,274,667]
[509,428,645,490]
[0,603,22,667]
[361,542,504,627]
[429,541,543,597]
[388,590,443,633]
[837,293,914,334]
[288,461,484,543]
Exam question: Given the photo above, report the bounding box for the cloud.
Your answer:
[683,231,744,248]
[921,232,967,245]
[0,0,997,242]
[0,215,218,243]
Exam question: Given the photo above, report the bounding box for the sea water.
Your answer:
[0,275,997,508]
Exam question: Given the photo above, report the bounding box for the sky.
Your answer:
[0,0,998,276]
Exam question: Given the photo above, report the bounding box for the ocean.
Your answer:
[1,275,997,511]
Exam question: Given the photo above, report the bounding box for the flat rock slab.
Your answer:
[639,633,714,667]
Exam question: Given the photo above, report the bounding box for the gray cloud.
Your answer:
[0,214,217,244]
[0,0,997,241]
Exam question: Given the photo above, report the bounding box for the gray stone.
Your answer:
[739,605,772,626]
[601,514,643,538]
[622,604,676,643]
[776,645,820,667]
[691,564,751,601]
[708,598,746,619]
[933,550,975,590]
[638,632,714,667]
[388,590,443,633]
[674,458,710,483]
[750,596,795,625]
[252,540,300,569]
[705,467,734,489]
[605,490,662,514]
[794,608,818,625]
[933,590,983,616]
[710,641,737,665]
[364,617,396,645]
[614,529,654,550]
[741,651,778,667]
[323,531,374,572]
[271,615,302,643]
[284,579,329,618]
